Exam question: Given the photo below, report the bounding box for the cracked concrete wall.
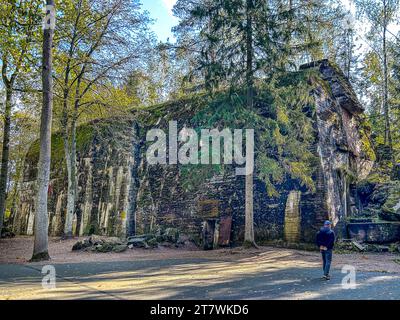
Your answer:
[12,60,374,245]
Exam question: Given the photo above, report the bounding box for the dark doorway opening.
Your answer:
[201,216,232,250]
[202,219,216,250]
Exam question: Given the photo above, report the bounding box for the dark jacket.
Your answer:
[316,227,335,250]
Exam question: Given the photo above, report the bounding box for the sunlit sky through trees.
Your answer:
[142,0,399,51]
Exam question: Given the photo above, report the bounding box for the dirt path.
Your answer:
[2,237,400,300]
[1,236,400,274]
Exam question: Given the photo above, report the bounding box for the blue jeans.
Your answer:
[321,249,332,276]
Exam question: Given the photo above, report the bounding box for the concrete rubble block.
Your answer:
[146,238,158,248]
[90,235,123,245]
[72,239,91,251]
[127,234,155,241]
[112,244,128,253]
[127,237,147,248]
[348,222,400,244]
[351,241,366,251]
[94,242,114,253]
[72,235,126,252]
[164,228,179,243]
[365,244,390,253]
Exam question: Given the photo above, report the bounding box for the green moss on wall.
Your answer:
[25,120,104,174]
[382,181,400,216]
[26,132,65,171]
[359,117,377,162]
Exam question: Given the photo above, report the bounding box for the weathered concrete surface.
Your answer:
[357,180,400,221]
[1,258,400,300]
[12,119,136,238]
[11,60,374,246]
[347,222,400,243]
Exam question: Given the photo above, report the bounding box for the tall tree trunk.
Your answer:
[127,122,141,236]
[0,87,12,234]
[61,28,75,238]
[31,0,55,261]
[244,172,254,243]
[346,30,352,80]
[63,119,77,237]
[382,1,393,160]
[61,86,74,237]
[8,153,24,230]
[244,0,255,246]
[382,0,395,169]
[63,70,82,237]
[8,176,20,229]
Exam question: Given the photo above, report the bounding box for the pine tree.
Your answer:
[356,0,400,163]
[173,0,321,246]
[390,36,400,163]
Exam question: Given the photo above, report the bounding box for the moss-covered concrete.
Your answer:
[12,61,375,247]
[348,221,400,243]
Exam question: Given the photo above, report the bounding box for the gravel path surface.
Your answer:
[1,236,400,273]
[1,237,400,300]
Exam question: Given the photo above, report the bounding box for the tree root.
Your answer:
[60,233,74,240]
[30,251,51,262]
[242,240,260,249]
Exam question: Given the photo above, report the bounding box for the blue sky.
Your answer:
[142,0,398,55]
[141,0,357,42]
[141,0,179,42]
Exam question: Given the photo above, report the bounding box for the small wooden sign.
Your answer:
[198,199,219,218]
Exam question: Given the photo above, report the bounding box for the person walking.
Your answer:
[316,220,335,280]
